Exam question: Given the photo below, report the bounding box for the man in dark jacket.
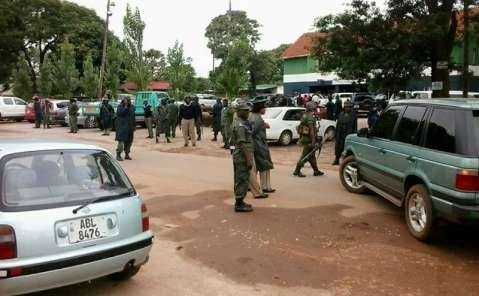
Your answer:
[325,96,335,120]
[333,102,357,165]
[211,98,223,141]
[192,97,203,141]
[100,97,114,136]
[144,100,154,139]
[167,100,179,138]
[367,106,380,129]
[115,98,136,161]
[179,96,197,147]
[33,96,43,128]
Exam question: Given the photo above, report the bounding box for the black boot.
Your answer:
[116,152,123,162]
[167,138,171,143]
[125,154,132,160]
[293,166,306,178]
[332,158,340,166]
[314,170,325,176]
[235,199,253,213]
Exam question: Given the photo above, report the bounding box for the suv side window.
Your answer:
[3,98,14,105]
[370,106,403,139]
[425,108,456,154]
[394,106,427,145]
[284,110,304,121]
[14,99,26,105]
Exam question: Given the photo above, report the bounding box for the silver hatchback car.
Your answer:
[0,140,153,295]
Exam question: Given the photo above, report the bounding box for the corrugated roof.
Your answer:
[282,32,327,60]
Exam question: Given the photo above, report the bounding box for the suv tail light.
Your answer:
[141,202,150,232]
[456,171,479,192]
[0,225,17,260]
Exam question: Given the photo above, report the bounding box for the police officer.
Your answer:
[192,96,203,141]
[33,96,43,128]
[115,98,136,161]
[333,101,357,165]
[42,98,51,129]
[334,96,343,120]
[68,98,79,134]
[212,98,223,141]
[230,100,254,213]
[156,99,171,143]
[167,99,179,138]
[144,100,154,139]
[221,99,234,149]
[293,102,324,177]
[100,96,114,136]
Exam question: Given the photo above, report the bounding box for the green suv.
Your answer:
[340,99,479,241]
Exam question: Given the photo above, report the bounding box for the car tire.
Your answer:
[405,184,435,242]
[339,155,366,194]
[279,130,293,146]
[324,126,336,142]
[110,262,141,281]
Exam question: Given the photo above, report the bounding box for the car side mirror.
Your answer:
[358,128,370,138]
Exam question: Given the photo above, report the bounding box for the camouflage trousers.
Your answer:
[234,161,251,200]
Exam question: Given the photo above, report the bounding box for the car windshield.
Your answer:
[263,109,282,119]
[1,150,134,210]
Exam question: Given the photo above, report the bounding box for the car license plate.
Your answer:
[68,215,110,244]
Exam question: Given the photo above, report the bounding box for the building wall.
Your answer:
[283,57,318,75]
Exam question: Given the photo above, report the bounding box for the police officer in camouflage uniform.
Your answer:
[167,99,179,138]
[333,101,357,165]
[221,99,234,149]
[68,98,79,134]
[230,100,254,213]
[156,99,171,143]
[293,102,324,178]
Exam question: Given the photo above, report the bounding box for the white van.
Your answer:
[0,97,27,121]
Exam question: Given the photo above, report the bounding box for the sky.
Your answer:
[70,0,364,77]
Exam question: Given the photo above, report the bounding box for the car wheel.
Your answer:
[279,130,293,146]
[405,184,435,242]
[339,155,366,194]
[324,126,336,142]
[110,262,141,281]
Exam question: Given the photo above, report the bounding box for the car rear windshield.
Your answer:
[1,150,135,211]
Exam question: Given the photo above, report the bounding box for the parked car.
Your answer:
[0,97,27,121]
[340,98,479,241]
[197,94,220,115]
[64,101,90,128]
[25,102,35,123]
[25,100,70,125]
[351,93,387,116]
[0,140,153,295]
[263,107,336,146]
[413,90,479,99]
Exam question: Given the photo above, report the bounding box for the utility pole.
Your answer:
[463,0,470,98]
[97,0,114,100]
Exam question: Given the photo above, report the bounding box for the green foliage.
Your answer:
[39,55,54,97]
[123,4,151,91]
[53,41,79,100]
[0,1,23,83]
[13,59,33,100]
[81,53,99,99]
[313,0,460,95]
[145,49,167,80]
[166,41,196,98]
[106,41,125,98]
[214,40,250,99]
[205,11,261,60]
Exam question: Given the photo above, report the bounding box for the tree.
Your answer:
[145,49,167,80]
[205,11,261,61]
[0,1,23,84]
[123,4,151,91]
[313,0,460,96]
[13,59,33,100]
[166,40,196,98]
[39,55,54,97]
[106,40,125,98]
[215,40,250,99]
[81,53,99,99]
[52,41,79,100]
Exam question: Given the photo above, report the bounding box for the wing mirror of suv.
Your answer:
[357,128,370,138]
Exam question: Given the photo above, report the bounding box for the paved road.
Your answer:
[1,122,479,296]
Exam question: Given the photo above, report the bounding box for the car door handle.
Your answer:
[407,156,416,163]
[379,149,386,154]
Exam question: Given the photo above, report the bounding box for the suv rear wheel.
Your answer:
[405,184,435,242]
[339,155,366,194]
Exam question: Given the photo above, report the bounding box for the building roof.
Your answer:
[282,32,327,60]
[120,81,171,92]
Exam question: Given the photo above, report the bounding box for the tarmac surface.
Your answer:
[1,121,479,296]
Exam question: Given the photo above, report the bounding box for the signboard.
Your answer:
[436,61,449,70]
[432,81,443,91]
